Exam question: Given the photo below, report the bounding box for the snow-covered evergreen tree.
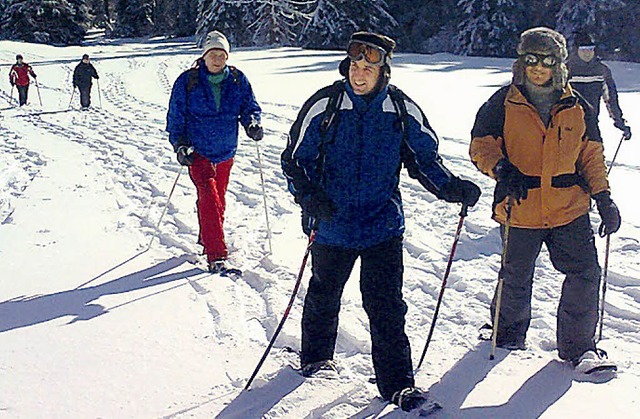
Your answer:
[196,0,254,47]
[248,0,311,46]
[456,0,527,57]
[300,0,397,49]
[555,0,625,48]
[113,0,154,37]
[0,0,87,44]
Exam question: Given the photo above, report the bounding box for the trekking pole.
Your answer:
[415,203,469,371]
[607,134,626,175]
[35,79,43,106]
[145,166,184,251]
[244,229,316,391]
[597,234,611,342]
[97,79,102,107]
[10,85,15,106]
[490,198,514,360]
[255,142,272,254]
[68,87,76,109]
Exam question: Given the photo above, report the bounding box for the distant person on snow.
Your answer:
[9,54,37,106]
[73,54,99,110]
[282,31,481,412]
[166,30,263,273]
[568,32,631,141]
[470,27,620,374]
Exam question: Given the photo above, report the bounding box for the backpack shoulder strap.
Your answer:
[388,84,409,141]
[186,67,199,93]
[228,66,241,85]
[319,80,346,137]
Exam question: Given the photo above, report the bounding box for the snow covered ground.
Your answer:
[0,38,639,418]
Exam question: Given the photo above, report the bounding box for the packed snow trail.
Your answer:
[1,39,639,418]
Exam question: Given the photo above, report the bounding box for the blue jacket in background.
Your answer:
[166,63,261,164]
[282,81,453,249]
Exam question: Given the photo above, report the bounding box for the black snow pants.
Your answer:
[17,85,28,106]
[301,235,414,400]
[491,214,601,361]
[79,85,92,108]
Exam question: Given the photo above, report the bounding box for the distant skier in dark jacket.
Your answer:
[9,54,37,106]
[73,54,99,109]
[282,31,480,412]
[568,32,631,140]
[166,30,262,273]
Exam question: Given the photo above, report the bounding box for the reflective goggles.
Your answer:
[578,45,596,51]
[523,53,558,68]
[347,41,388,66]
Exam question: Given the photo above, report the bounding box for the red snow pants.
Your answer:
[188,154,234,262]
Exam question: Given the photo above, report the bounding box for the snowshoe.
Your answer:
[390,387,442,414]
[299,359,339,379]
[572,348,617,375]
[208,259,242,278]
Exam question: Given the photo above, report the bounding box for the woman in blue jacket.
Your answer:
[282,32,480,412]
[167,31,263,273]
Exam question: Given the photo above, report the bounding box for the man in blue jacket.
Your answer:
[167,30,263,273]
[282,31,480,412]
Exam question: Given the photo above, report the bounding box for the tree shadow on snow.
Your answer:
[0,255,203,333]
[426,343,572,418]
[215,367,304,418]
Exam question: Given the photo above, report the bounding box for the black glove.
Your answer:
[245,122,263,141]
[32,74,37,78]
[10,81,15,86]
[439,177,481,207]
[593,191,621,236]
[299,188,336,221]
[494,159,529,204]
[176,145,195,166]
[622,125,632,140]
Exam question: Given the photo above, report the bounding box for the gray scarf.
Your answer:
[524,79,561,127]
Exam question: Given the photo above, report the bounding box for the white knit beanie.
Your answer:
[203,30,230,57]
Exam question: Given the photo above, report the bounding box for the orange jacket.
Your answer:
[469,83,609,229]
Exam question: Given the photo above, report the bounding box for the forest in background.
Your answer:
[1,0,638,62]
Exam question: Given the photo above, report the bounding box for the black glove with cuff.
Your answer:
[593,191,621,236]
[494,159,529,204]
[245,122,264,141]
[298,187,336,221]
[439,176,481,207]
[175,145,195,166]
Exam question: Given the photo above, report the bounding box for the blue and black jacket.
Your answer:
[166,63,261,164]
[282,80,454,249]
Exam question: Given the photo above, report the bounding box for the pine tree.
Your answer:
[0,0,87,45]
[196,0,254,47]
[249,0,311,46]
[456,0,527,57]
[300,0,397,49]
[113,0,154,37]
[555,0,625,47]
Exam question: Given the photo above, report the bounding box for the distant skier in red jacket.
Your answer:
[9,54,37,106]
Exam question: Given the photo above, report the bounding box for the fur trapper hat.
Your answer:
[512,27,568,91]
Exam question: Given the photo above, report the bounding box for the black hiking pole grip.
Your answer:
[490,199,514,360]
[415,203,468,371]
[244,230,316,391]
[607,134,625,175]
[598,234,611,342]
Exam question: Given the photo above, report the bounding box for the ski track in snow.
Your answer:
[1,42,639,418]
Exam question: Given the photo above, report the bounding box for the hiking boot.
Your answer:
[208,259,227,274]
[300,360,338,378]
[390,387,430,412]
[572,348,617,375]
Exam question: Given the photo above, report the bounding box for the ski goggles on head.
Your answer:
[523,53,558,68]
[347,41,388,66]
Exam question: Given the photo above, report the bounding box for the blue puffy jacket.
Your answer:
[282,81,454,249]
[166,63,261,164]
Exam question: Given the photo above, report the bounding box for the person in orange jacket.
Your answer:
[9,54,37,106]
[469,27,620,374]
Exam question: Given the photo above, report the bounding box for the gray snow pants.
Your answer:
[490,214,601,361]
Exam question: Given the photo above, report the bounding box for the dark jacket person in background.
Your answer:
[73,54,99,110]
[568,32,631,140]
